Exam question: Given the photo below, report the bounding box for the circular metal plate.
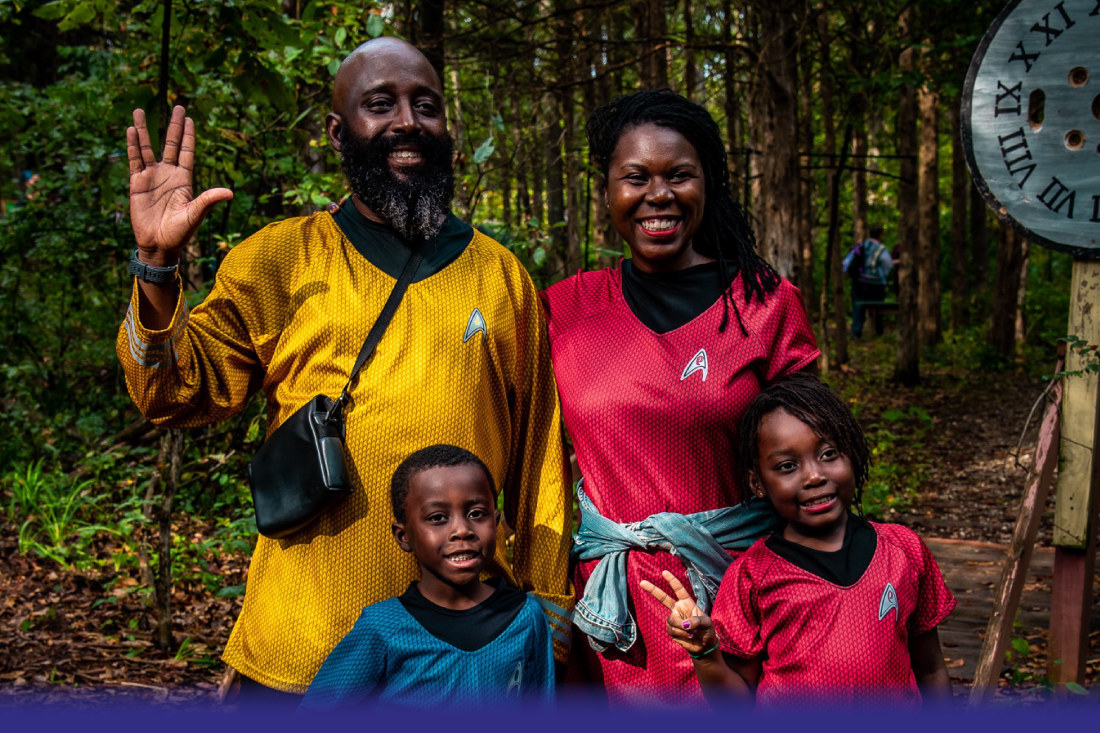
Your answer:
[962,0,1100,257]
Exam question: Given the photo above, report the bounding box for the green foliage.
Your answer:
[1023,245,1073,350]
[4,459,117,570]
[1064,681,1090,696]
[1002,616,1051,689]
[928,326,1011,373]
[861,406,933,519]
[479,218,556,288]
[1051,334,1100,380]
[1003,636,1040,685]
[0,2,381,524]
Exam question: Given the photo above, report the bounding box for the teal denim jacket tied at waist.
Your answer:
[571,479,779,653]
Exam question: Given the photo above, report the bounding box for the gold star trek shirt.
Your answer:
[117,211,573,692]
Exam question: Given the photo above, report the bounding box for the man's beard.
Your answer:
[339,127,455,243]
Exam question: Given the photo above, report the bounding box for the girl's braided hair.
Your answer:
[585,89,781,334]
[735,373,871,515]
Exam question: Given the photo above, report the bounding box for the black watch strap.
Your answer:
[129,248,179,284]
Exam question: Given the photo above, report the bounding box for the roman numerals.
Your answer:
[1030,1,1076,45]
[994,81,1022,116]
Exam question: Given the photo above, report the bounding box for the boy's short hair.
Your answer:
[390,444,497,522]
[869,225,884,240]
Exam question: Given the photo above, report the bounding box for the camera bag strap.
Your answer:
[325,245,424,422]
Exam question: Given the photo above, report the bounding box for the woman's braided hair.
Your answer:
[735,373,871,515]
[585,89,781,334]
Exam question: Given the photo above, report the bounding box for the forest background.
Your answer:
[0,0,1086,700]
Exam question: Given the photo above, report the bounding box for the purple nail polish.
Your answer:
[682,621,691,629]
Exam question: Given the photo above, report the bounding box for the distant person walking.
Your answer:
[847,225,893,338]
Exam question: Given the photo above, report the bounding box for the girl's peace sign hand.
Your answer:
[640,570,719,658]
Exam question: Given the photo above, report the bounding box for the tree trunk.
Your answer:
[990,222,1024,359]
[683,0,696,99]
[749,0,804,279]
[555,0,580,275]
[815,6,837,330]
[501,141,512,230]
[564,96,581,275]
[392,0,414,37]
[137,432,170,591]
[851,118,868,243]
[722,1,746,203]
[588,4,618,267]
[948,100,969,330]
[917,66,941,348]
[160,0,202,286]
[636,0,669,88]
[414,0,445,84]
[152,429,183,652]
[509,95,531,224]
[544,93,567,277]
[532,103,545,233]
[449,66,469,220]
[825,126,854,370]
[1015,236,1029,347]
[894,11,920,386]
[157,0,172,128]
[798,14,817,312]
[970,182,989,310]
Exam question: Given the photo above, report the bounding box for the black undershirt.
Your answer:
[764,515,876,586]
[397,577,528,652]
[621,258,727,334]
[332,201,472,281]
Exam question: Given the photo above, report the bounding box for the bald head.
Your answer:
[325,36,453,241]
[332,37,444,115]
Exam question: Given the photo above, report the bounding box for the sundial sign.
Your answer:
[963,0,1100,257]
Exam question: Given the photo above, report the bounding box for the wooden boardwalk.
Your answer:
[926,538,1100,685]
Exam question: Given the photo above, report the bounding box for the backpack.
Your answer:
[842,242,864,279]
[859,240,889,285]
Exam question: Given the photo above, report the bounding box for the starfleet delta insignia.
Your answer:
[878,582,898,621]
[680,348,708,382]
[463,307,487,343]
[506,660,523,698]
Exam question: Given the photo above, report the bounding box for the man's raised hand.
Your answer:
[127,105,233,267]
[639,570,718,657]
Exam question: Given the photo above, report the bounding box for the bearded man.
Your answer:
[117,38,573,704]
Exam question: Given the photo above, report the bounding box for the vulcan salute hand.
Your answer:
[640,570,719,658]
[127,105,233,268]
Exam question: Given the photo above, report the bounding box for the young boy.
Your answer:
[299,444,554,709]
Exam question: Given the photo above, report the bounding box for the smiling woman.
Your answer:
[539,89,820,706]
[605,123,707,274]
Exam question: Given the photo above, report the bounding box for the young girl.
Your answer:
[641,373,955,708]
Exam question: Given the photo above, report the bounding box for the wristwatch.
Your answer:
[128,248,179,284]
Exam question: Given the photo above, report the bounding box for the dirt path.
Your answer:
[831,346,1053,545]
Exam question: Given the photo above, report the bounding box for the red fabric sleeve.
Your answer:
[910,535,957,634]
[710,545,765,659]
[758,279,820,382]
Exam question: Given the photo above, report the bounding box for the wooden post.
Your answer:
[1049,372,1100,690]
[1049,259,1100,688]
[968,376,1061,705]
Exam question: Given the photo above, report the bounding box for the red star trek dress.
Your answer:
[711,522,956,708]
[541,264,819,705]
